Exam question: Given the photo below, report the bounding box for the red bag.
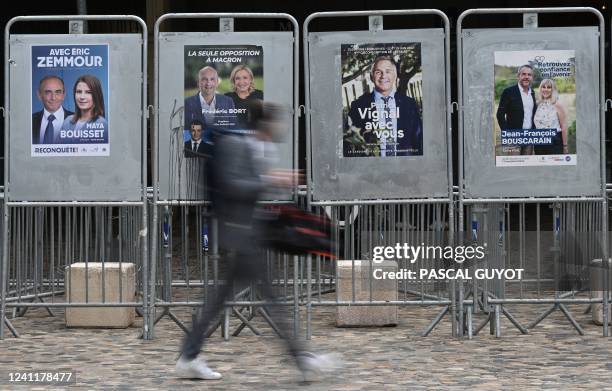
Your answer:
[258,205,336,258]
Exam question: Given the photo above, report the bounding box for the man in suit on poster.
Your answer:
[496,64,537,155]
[184,119,209,158]
[347,55,423,157]
[32,75,73,144]
[184,66,237,136]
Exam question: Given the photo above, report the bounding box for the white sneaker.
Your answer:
[297,352,343,381]
[175,356,222,380]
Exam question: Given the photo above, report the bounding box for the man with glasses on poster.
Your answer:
[32,75,73,144]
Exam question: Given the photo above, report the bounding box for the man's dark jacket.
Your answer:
[348,91,423,156]
[496,84,536,130]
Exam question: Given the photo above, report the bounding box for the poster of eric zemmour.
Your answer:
[31,44,109,157]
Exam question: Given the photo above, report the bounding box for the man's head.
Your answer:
[370,56,398,97]
[190,119,203,142]
[37,75,66,113]
[517,64,534,90]
[198,66,219,99]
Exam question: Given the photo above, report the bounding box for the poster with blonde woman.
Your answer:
[493,50,576,167]
[184,45,263,141]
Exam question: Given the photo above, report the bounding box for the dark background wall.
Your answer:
[0,0,610,190]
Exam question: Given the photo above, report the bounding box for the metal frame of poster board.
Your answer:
[152,13,299,339]
[304,10,453,205]
[304,10,458,337]
[457,8,608,338]
[1,15,149,339]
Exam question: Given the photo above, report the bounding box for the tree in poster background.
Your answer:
[341,43,422,106]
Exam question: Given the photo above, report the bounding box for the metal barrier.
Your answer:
[304,202,454,339]
[3,205,145,337]
[0,15,148,340]
[1,8,610,344]
[149,203,302,340]
[457,7,608,338]
[303,10,456,337]
[151,13,300,339]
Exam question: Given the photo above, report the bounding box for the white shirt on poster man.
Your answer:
[373,89,397,157]
[518,83,534,129]
[199,92,216,126]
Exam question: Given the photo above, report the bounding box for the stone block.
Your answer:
[65,262,136,328]
[336,260,398,327]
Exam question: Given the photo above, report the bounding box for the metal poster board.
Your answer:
[8,34,143,201]
[156,31,295,202]
[461,27,601,198]
[305,20,451,202]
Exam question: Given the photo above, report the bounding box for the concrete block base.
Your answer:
[65,262,136,328]
[336,260,398,327]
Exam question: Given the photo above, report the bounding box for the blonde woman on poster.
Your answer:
[533,78,567,155]
[225,64,264,130]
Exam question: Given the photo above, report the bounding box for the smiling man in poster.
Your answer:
[32,75,73,145]
[184,66,237,133]
[495,64,537,155]
[342,44,423,158]
[347,55,422,157]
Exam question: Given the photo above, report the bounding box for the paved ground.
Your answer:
[1,294,612,390]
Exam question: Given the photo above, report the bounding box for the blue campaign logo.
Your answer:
[565,156,571,162]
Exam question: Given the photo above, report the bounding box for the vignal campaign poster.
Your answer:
[341,43,423,157]
[494,50,576,167]
[183,45,263,157]
[31,44,109,157]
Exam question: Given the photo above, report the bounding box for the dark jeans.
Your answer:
[180,248,302,361]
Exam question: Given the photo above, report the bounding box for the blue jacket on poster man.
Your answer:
[184,66,237,139]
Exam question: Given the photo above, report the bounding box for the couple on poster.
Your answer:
[496,64,569,156]
[493,49,576,166]
[31,44,110,156]
[32,74,107,145]
[183,46,263,158]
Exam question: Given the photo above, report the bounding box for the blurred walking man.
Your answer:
[176,101,339,381]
